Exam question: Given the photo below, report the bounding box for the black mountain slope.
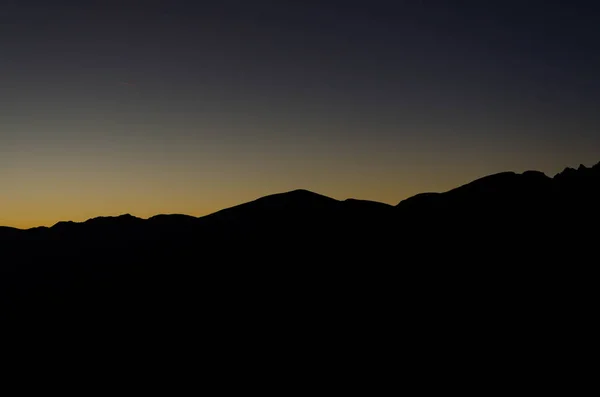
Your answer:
[396,170,552,214]
[200,189,393,235]
[396,162,600,223]
[0,226,21,238]
[390,162,600,265]
[201,189,340,226]
[3,160,599,257]
[1,161,599,334]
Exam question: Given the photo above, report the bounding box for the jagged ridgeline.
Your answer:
[3,160,599,236]
[2,161,597,345]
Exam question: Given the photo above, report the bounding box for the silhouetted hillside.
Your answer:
[2,161,598,341]
[396,161,600,231]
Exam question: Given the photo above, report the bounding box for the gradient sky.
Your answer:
[2,0,600,228]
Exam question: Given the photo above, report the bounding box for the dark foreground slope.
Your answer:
[1,162,598,372]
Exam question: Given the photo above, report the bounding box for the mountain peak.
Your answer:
[553,162,600,180]
[52,220,76,228]
[82,213,142,225]
[279,188,331,198]
[522,170,548,179]
[254,189,338,204]
[555,166,577,179]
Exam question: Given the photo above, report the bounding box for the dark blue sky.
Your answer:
[2,0,600,227]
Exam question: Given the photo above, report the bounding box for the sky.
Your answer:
[2,0,600,228]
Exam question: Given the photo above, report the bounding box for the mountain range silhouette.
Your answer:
[2,161,598,360]
[5,160,599,234]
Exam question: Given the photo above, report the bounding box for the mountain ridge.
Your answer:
[4,160,598,231]
[2,159,598,340]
